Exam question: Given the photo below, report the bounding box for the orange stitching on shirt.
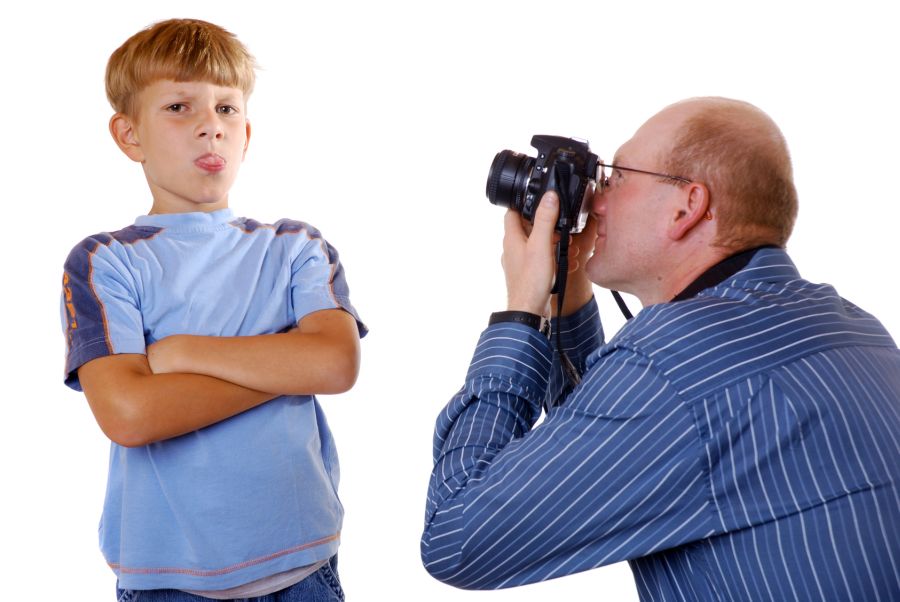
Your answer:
[62,272,78,349]
[68,230,163,357]
[109,532,340,576]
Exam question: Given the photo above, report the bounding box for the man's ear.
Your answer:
[668,182,711,241]
[109,113,144,163]
[242,119,251,159]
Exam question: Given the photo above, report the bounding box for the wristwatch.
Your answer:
[489,310,551,338]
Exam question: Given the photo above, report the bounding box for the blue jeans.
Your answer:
[116,556,344,601]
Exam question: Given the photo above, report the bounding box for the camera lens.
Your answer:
[486,150,534,211]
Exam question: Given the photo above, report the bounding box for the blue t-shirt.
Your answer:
[60,208,365,591]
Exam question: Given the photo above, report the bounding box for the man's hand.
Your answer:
[554,213,597,316]
[502,191,560,316]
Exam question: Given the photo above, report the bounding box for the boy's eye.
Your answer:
[217,105,238,115]
[165,103,186,113]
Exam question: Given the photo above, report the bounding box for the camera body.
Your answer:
[486,135,599,233]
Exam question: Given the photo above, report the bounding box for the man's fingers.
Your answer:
[504,209,526,244]
[530,191,560,246]
[504,192,560,254]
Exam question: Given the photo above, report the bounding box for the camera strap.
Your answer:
[610,290,634,320]
[553,235,582,388]
[671,245,774,301]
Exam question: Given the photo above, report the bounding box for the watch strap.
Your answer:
[489,310,550,337]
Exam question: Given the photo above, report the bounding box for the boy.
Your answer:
[60,19,364,600]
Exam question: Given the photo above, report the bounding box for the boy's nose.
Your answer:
[196,111,224,140]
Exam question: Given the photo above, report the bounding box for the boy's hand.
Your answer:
[141,309,360,395]
[78,353,274,447]
[147,335,187,374]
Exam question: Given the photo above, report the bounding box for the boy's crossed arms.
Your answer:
[79,308,360,447]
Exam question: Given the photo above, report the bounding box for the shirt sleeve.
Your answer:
[288,225,367,337]
[545,297,605,408]
[421,319,714,589]
[61,236,146,391]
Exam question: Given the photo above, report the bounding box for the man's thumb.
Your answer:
[532,191,560,240]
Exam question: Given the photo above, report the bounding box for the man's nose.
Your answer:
[590,187,607,217]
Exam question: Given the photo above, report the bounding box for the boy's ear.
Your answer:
[242,119,252,159]
[109,113,144,163]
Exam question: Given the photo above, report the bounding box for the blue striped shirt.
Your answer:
[421,247,900,601]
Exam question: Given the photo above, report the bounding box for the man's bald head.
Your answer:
[659,97,798,249]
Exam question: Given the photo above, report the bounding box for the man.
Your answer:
[421,97,900,601]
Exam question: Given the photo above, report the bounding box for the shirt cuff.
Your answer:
[465,322,554,405]
[546,297,603,408]
[550,296,603,356]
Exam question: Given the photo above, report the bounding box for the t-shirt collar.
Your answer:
[134,208,235,230]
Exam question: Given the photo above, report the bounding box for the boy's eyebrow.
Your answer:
[157,88,243,102]
[157,88,195,99]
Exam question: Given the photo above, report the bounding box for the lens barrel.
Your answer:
[486,150,534,211]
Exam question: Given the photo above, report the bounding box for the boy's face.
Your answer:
[111,79,251,214]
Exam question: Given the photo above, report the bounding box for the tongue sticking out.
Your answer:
[195,154,225,172]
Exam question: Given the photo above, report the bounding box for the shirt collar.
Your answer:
[674,245,801,302]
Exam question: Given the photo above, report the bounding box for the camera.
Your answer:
[486,135,599,233]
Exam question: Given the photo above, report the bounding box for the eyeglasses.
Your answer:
[595,161,712,220]
[596,162,692,192]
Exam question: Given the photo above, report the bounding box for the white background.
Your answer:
[1,1,898,599]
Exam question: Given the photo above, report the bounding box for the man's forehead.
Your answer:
[613,134,651,166]
[614,106,692,165]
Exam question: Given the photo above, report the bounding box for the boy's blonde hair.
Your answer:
[106,18,256,117]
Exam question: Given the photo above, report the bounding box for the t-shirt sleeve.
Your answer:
[289,228,367,337]
[61,236,146,391]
